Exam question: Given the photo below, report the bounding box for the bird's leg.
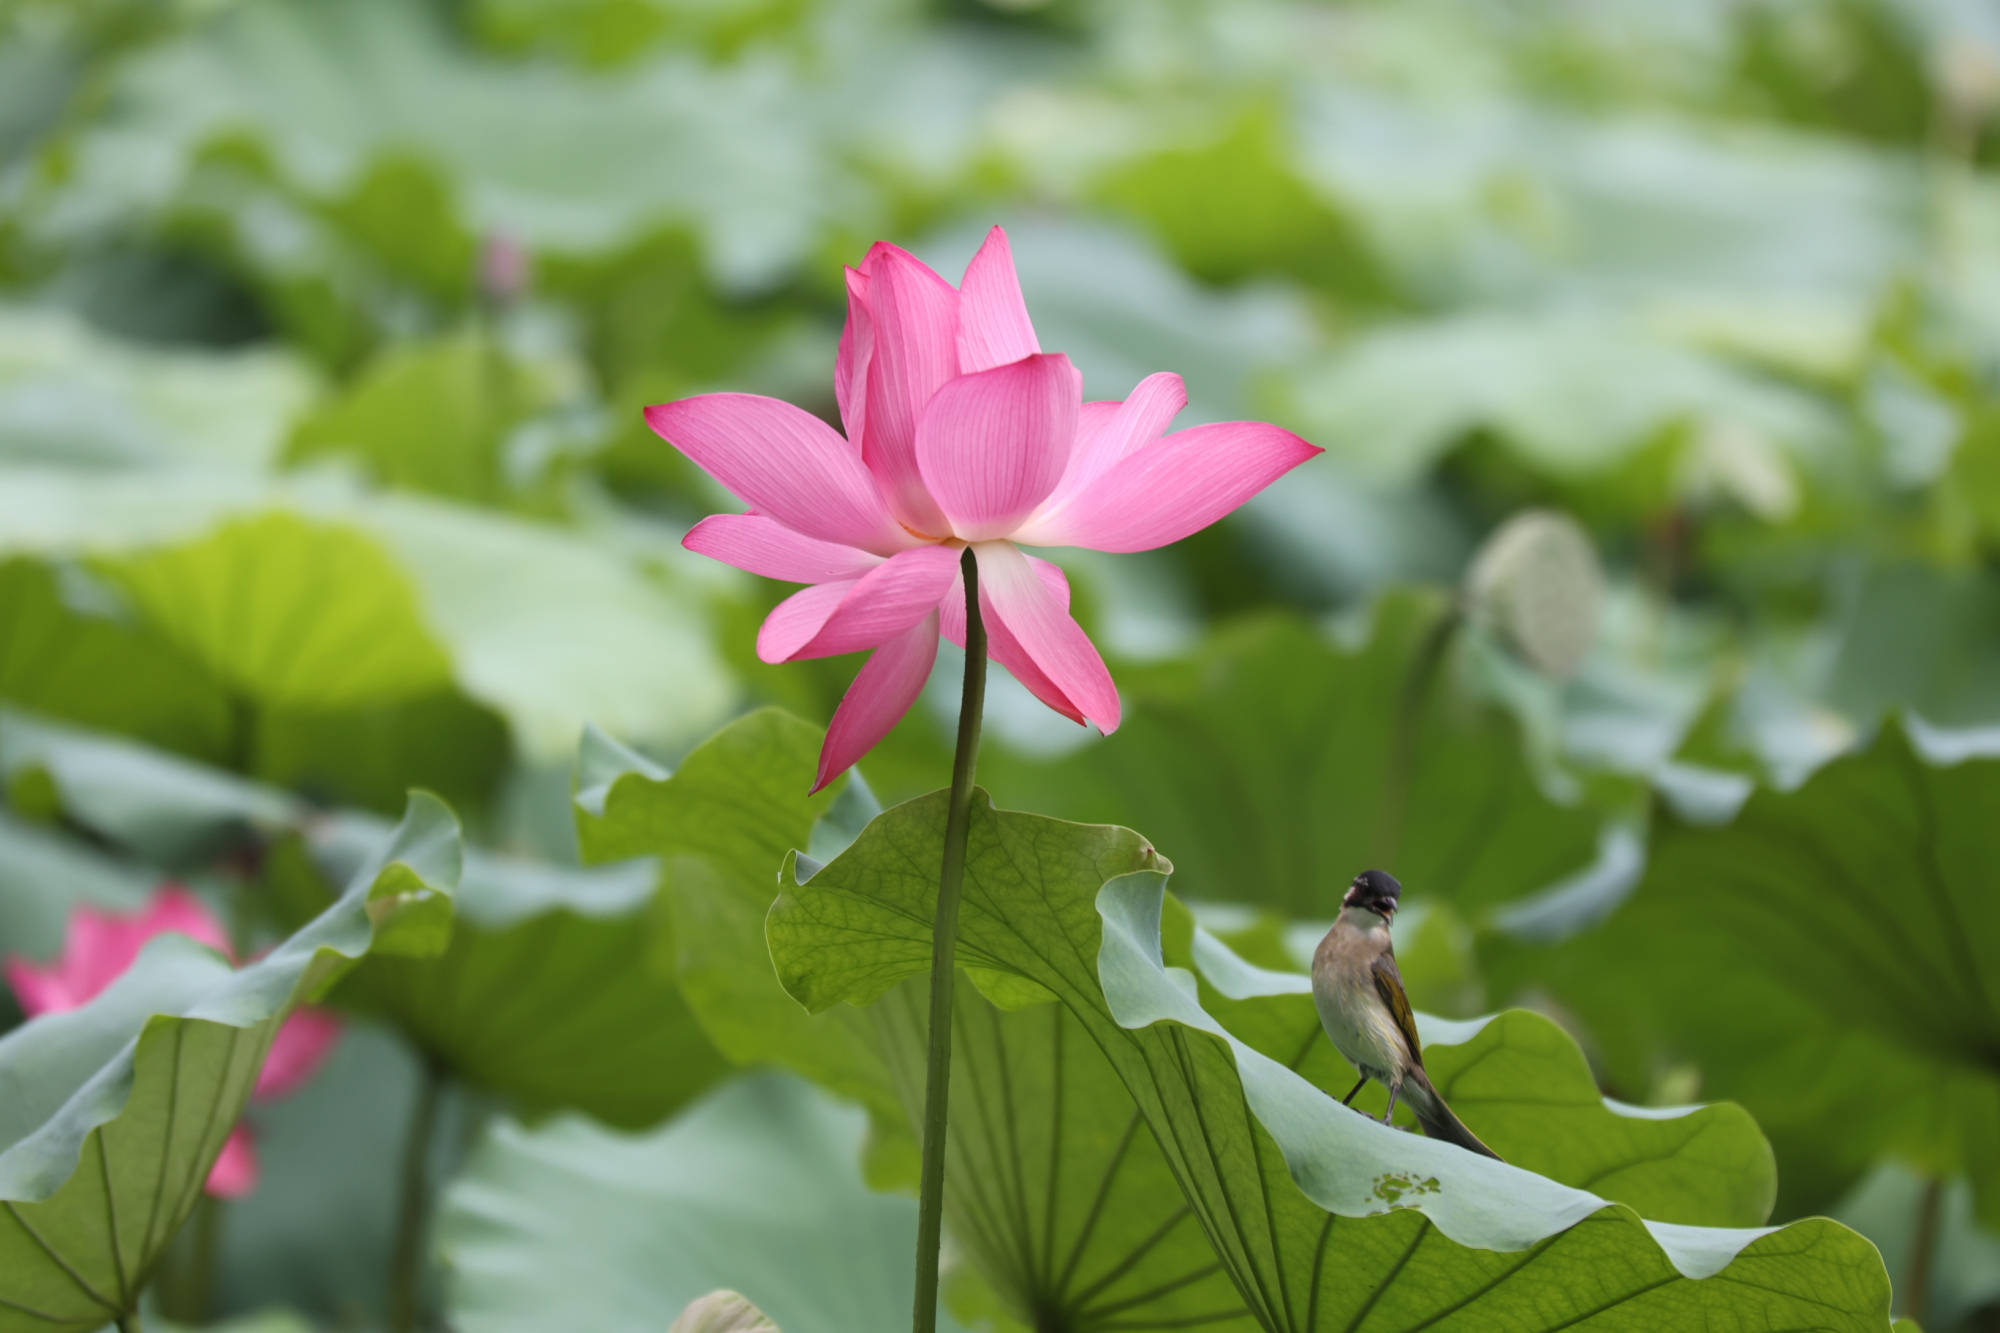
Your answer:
[1341,1075,1368,1107]
[1381,1081,1400,1124]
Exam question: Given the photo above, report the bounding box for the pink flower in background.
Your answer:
[4,887,228,1013]
[4,885,342,1199]
[648,226,1321,789]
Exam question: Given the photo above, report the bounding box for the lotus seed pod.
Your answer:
[1464,509,1604,679]
[669,1290,779,1333]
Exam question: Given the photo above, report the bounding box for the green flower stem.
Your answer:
[912,546,988,1333]
[116,1314,141,1333]
[389,1057,447,1333]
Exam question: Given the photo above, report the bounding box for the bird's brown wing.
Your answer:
[1372,950,1425,1071]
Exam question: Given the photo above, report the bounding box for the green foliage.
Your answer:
[94,513,457,712]
[286,334,528,505]
[573,711,883,1110]
[1094,106,1397,303]
[6,0,2000,1323]
[271,813,729,1130]
[0,469,736,768]
[984,592,1600,919]
[0,793,461,1332]
[0,559,234,763]
[578,710,1256,1327]
[3,706,720,1130]
[766,788,1893,1331]
[0,307,315,470]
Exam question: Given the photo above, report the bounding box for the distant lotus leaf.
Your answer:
[285,333,565,506]
[52,0,849,289]
[0,306,315,472]
[0,469,737,761]
[1287,310,1840,512]
[92,512,457,713]
[269,808,729,1130]
[0,559,233,763]
[0,708,297,867]
[982,591,1599,919]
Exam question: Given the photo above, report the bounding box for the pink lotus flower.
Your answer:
[648,227,1321,789]
[5,886,343,1198]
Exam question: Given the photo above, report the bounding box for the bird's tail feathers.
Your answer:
[1404,1070,1502,1160]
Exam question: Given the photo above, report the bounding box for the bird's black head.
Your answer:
[1342,869,1403,919]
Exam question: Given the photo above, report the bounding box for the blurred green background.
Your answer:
[2,0,1999,1328]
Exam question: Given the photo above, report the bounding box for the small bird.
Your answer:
[1311,869,1501,1159]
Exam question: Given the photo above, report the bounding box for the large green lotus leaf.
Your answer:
[767,792,1894,1331]
[252,687,512,818]
[92,512,457,713]
[576,711,1256,1328]
[360,492,734,760]
[0,793,460,1332]
[0,559,233,768]
[0,468,736,761]
[1507,718,2000,1227]
[436,1073,970,1333]
[267,808,729,1130]
[857,972,1259,1331]
[983,591,1599,919]
[1185,936,1778,1228]
[581,709,1781,1328]
[0,553,508,815]
[572,710,890,1115]
[0,306,316,472]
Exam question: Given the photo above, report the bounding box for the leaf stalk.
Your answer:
[389,1056,446,1333]
[1902,1175,1943,1325]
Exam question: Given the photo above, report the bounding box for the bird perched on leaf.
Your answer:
[1311,869,1501,1159]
